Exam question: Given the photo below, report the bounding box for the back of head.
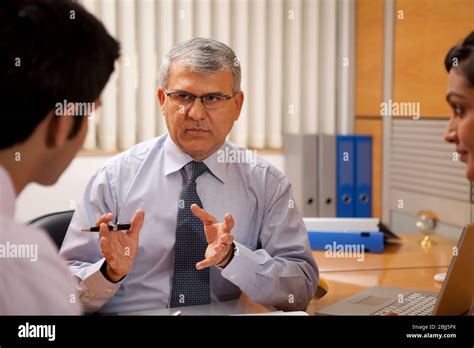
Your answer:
[0,0,120,149]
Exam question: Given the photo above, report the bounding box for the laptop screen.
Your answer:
[433,224,474,315]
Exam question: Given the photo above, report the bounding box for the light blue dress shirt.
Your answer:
[60,134,319,313]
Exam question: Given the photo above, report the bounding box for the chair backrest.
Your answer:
[27,210,75,249]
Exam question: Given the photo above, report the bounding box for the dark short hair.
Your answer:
[0,0,120,149]
[445,31,474,87]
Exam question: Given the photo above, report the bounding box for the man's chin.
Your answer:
[181,142,213,160]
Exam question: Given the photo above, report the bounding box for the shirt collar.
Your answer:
[163,134,227,183]
[0,166,16,218]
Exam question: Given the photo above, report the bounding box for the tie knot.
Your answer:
[184,161,208,182]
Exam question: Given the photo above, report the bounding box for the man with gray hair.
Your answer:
[60,38,319,313]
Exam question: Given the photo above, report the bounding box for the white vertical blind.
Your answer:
[117,0,137,149]
[248,0,266,148]
[80,0,98,150]
[213,0,231,45]
[98,0,118,151]
[81,0,355,151]
[266,0,283,148]
[155,0,174,136]
[137,0,156,143]
[283,0,302,135]
[229,0,249,146]
[337,0,355,135]
[318,0,337,135]
[194,0,211,37]
[175,0,194,43]
[302,0,319,134]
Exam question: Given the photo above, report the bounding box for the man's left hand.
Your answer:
[191,204,235,270]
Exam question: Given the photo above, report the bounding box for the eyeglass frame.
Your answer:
[163,89,238,110]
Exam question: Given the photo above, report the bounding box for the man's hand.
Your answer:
[96,209,145,282]
[191,204,235,270]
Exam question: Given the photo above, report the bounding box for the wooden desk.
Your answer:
[127,234,457,315]
[245,234,456,314]
[314,234,456,272]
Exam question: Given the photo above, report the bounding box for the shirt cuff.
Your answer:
[220,241,260,285]
[78,258,122,310]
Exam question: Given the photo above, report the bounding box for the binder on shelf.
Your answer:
[304,217,401,250]
[336,135,355,217]
[283,134,318,217]
[317,135,337,217]
[307,231,385,253]
[355,136,372,217]
[304,217,379,233]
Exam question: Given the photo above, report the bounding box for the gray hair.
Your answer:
[158,38,241,93]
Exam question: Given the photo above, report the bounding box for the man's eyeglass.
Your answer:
[164,90,237,110]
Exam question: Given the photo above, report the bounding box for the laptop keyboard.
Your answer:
[373,292,437,316]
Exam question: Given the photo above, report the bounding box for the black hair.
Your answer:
[0,0,120,149]
[445,31,474,87]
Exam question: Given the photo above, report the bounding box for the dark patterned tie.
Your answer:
[170,161,211,307]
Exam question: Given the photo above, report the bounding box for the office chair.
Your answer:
[27,210,75,249]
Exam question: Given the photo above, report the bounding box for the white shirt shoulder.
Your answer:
[0,217,82,315]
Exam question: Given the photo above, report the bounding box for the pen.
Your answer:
[81,223,131,232]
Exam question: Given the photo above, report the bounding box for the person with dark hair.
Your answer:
[0,0,122,314]
[444,31,474,181]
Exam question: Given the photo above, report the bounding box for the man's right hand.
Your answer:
[96,209,145,282]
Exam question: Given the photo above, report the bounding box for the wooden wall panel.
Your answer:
[393,0,474,118]
[355,118,382,218]
[355,0,385,117]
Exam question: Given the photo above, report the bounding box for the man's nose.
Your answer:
[444,117,459,143]
[187,98,207,121]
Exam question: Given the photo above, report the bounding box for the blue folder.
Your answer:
[336,135,355,217]
[307,231,384,253]
[355,136,372,217]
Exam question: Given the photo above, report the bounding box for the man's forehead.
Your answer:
[167,63,233,93]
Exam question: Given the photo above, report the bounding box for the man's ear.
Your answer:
[157,88,166,116]
[233,91,244,121]
[45,111,74,148]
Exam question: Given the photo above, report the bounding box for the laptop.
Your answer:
[316,224,474,316]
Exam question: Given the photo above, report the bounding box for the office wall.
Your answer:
[389,0,473,234]
[355,0,384,117]
[356,0,474,235]
[393,0,474,118]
